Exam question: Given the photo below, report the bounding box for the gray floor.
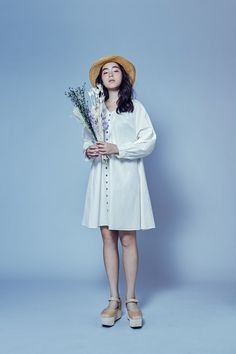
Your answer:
[0,278,235,354]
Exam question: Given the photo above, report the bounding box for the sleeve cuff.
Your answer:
[115,142,135,159]
[115,148,126,159]
[83,148,91,162]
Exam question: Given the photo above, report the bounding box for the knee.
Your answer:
[102,229,118,248]
[119,232,136,248]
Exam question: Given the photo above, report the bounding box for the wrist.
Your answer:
[85,148,90,159]
[113,144,119,155]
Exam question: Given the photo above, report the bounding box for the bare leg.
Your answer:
[119,230,141,312]
[100,226,120,309]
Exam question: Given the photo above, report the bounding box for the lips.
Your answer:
[109,79,115,82]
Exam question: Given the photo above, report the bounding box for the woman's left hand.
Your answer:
[96,141,119,155]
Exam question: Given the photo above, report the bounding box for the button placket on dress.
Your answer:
[104,111,112,214]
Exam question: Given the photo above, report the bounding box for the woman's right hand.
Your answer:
[85,144,99,159]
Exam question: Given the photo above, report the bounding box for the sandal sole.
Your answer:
[101,309,122,326]
[127,316,143,328]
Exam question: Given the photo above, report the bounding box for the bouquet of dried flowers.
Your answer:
[65,82,109,162]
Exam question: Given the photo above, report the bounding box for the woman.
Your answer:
[82,55,156,328]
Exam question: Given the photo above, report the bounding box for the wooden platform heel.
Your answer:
[100,296,122,326]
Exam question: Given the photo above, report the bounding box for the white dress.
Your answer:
[81,98,157,230]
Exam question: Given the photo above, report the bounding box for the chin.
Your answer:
[108,83,120,89]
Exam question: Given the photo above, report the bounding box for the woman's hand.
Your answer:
[85,144,99,159]
[96,141,119,155]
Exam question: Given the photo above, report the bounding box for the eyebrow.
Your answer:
[102,65,120,72]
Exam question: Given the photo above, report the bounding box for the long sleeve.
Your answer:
[82,126,95,162]
[115,103,157,160]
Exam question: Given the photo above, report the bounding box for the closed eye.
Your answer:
[103,70,120,74]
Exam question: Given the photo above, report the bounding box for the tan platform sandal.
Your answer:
[100,296,122,326]
[125,298,143,328]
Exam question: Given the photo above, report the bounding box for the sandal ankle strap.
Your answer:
[125,298,139,304]
[109,296,121,303]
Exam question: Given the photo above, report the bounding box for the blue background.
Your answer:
[0,1,236,353]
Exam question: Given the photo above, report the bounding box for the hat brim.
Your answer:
[89,55,136,87]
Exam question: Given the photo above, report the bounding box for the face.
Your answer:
[101,62,122,90]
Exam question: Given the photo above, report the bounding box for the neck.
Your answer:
[107,89,119,102]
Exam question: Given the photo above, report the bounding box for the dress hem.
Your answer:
[81,223,156,231]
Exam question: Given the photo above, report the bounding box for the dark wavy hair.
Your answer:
[95,62,136,114]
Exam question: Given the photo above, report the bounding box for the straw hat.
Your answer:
[89,54,136,87]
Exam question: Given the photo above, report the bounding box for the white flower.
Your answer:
[73,106,83,120]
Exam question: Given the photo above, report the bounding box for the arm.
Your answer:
[115,103,157,160]
[82,126,95,162]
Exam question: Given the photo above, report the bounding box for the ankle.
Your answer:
[126,295,136,300]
